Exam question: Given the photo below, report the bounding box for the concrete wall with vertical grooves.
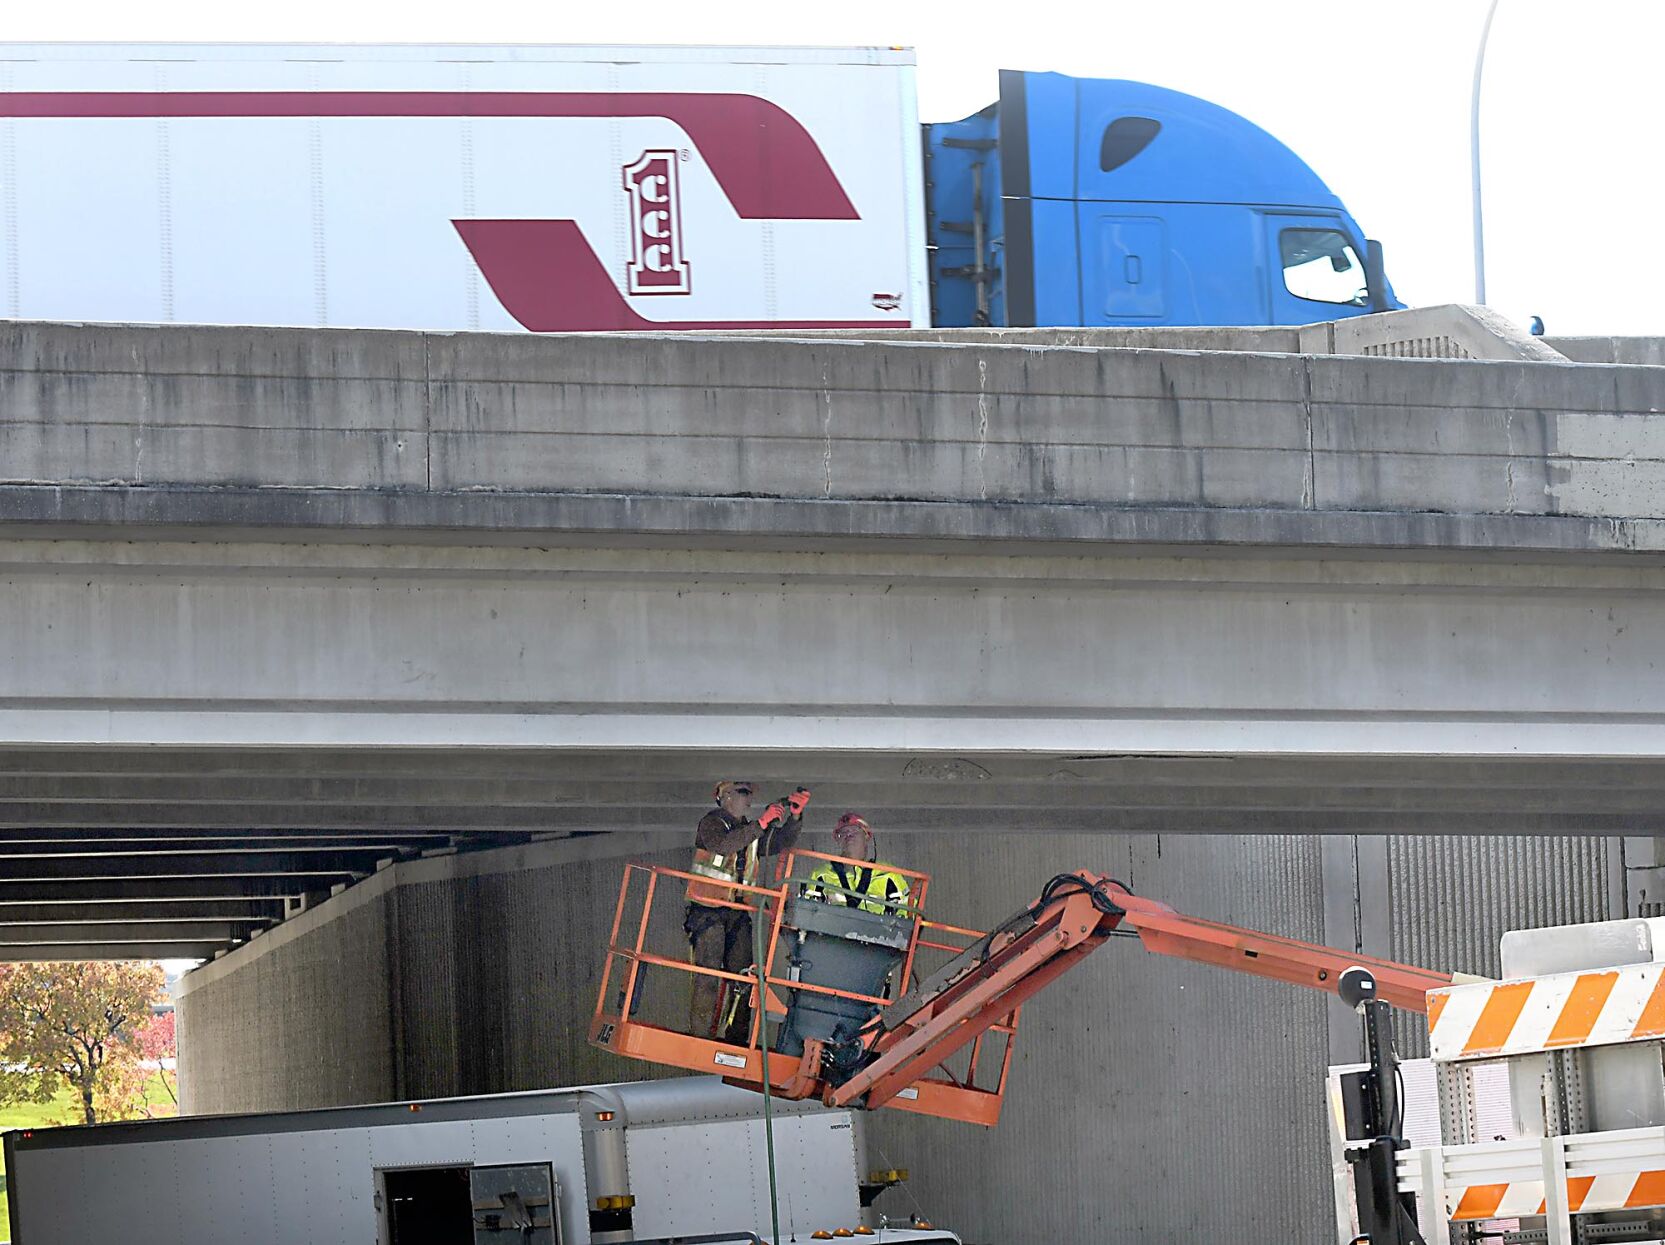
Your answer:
[1385,835,1616,1057]
[178,838,691,1115]
[863,833,1334,1245]
[175,830,1621,1245]
[177,887,395,1114]
[390,876,462,1100]
[385,842,692,1098]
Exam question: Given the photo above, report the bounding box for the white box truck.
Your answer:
[2,1076,953,1245]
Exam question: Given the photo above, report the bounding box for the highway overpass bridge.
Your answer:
[2,309,1665,948]
[6,307,1665,1244]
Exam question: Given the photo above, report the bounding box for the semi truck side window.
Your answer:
[1099,117,1162,172]
[1279,228,1369,306]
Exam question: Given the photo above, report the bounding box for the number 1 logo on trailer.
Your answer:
[623,150,691,296]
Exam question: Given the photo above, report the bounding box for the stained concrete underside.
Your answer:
[2,744,1660,960]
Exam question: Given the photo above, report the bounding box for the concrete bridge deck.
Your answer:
[4,313,1665,554]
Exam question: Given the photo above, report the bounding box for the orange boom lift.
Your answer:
[590,855,1451,1127]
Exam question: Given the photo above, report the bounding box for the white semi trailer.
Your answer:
[2,1076,953,1245]
[0,43,927,334]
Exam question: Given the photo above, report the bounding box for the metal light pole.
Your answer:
[1471,0,1504,304]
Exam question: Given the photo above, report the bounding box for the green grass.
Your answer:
[1,1076,177,1240]
[0,1085,82,1130]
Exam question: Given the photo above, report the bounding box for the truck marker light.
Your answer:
[407,1104,422,1112]
[595,1110,615,1121]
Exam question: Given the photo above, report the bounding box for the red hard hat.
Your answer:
[834,813,871,834]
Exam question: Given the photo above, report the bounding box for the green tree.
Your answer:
[0,961,166,1125]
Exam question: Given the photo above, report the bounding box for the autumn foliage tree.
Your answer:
[93,1008,180,1121]
[0,961,167,1125]
[137,1009,179,1111]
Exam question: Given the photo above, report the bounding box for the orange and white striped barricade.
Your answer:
[1426,960,1665,1063]
[1398,1127,1665,1245]
[1403,961,1665,1245]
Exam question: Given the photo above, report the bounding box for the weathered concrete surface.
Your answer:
[14,750,1665,835]
[1317,302,1566,361]
[4,319,1665,555]
[1549,336,1665,366]
[176,833,682,1113]
[5,315,1665,956]
[9,538,1665,764]
[728,304,1568,363]
[725,323,1308,352]
[175,830,1620,1245]
[178,883,396,1111]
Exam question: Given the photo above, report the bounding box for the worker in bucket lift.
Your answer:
[805,814,911,915]
[686,780,811,1043]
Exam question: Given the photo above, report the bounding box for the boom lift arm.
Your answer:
[811,870,1453,1113]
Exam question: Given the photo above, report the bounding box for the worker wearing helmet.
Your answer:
[806,814,911,916]
[686,780,810,1043]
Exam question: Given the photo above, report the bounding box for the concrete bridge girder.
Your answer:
[3,537,1665,762]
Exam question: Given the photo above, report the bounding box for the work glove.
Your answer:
[757,803,788,831]
[785,788,812,817]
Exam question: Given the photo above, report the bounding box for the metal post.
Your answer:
[970,162,989,325]
[1471,0,1503,304]
[1363,999,1399,1135]
[753,896,782,1245]
[1541,1135,1574,1245]
[1416,1148,1445,1243]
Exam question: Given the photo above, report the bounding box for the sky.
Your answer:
[6,0,1662,335]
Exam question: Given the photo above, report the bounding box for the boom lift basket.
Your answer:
[589,851,1020,1126]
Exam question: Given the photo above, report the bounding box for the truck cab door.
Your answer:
[1081,213,1168,323]
[1263,214,1373,324]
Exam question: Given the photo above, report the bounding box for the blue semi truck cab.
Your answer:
[924,70,1401,328]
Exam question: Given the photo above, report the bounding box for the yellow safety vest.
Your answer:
[805,861,910,915]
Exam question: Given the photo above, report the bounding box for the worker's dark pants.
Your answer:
[685,904,754,1044]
